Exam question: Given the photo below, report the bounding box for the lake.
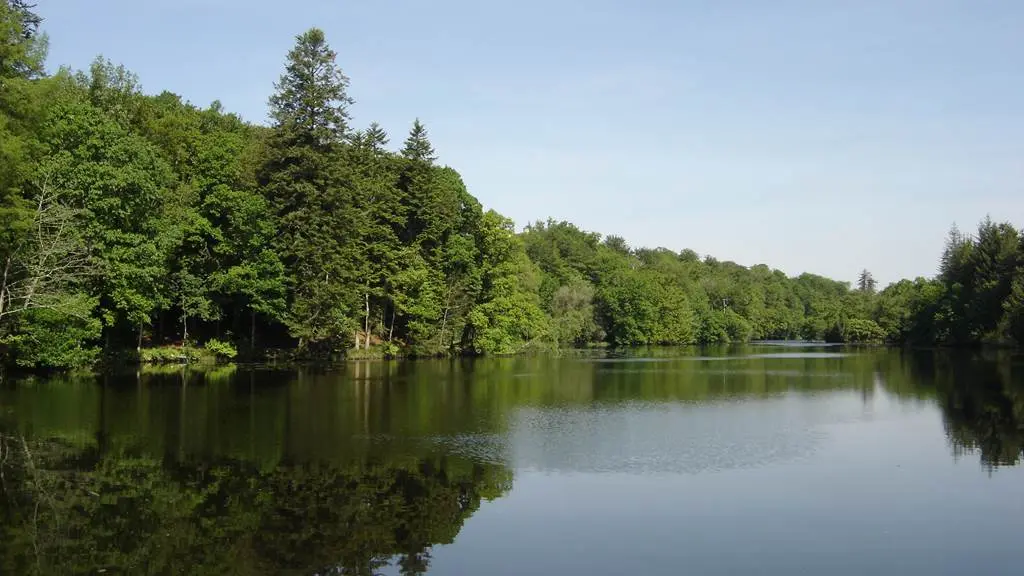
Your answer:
[2,345,1023,575]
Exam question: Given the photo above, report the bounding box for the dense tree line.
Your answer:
[520,219,888,347]
[1,3,1022,368]
[521,217,1024,350]
[1,6,549,367]
[874,218,1024,347]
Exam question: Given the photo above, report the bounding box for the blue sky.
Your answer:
[37,0,1024,285]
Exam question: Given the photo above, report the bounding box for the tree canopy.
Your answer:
[2,5,1023,368]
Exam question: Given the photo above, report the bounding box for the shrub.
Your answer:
[140,346,198,364]
[3,294,102,369]
[203,339,238,360]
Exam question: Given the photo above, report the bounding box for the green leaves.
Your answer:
[7,8,1024,368]
[920,219,1024,346]
[465,211,549,354]
[841,318,886,344]
[550,278,600,346]
[35,97,174,335]
[5,292,101,368]
[0,0,47,80]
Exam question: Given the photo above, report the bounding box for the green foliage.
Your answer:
[550,278,602,346]
[3,293,101,368]
[923,219,1024,346]
[203,338,237,360]
[720,308,754,342]
[465,212,549,354]
[36,93,175,337]
[139,345,198,364]
[874,278,944,344]
[1004,275,1024,345]
[0,0,47,80]
[4,7,1024,368]
[841,318,887,344]
[268,28,352,145]
[595,263,698,346]
[524,223,873,347]
[857,269,877,294]
[259,28,362,352]
[401,118,436,163]
[135,343,232,365]
[860,219,1024,347]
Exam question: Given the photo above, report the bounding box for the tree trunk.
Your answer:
[182,314,188,344]
[250,309,256,349]
[0,256,11,319]
[364,292,370,350]
[388,306,396,342]
[439,307,448,349]
[438,285,452,349]
[137,321,144,353]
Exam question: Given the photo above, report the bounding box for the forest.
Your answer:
[2,2,1024,368]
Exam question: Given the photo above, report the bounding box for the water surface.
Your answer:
[1,346,1023,575]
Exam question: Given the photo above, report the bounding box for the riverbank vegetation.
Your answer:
[2,3,1023,368]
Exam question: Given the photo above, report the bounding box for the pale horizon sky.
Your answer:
[37,0,1024,287]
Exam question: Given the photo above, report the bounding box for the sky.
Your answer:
[36,0,1024,286]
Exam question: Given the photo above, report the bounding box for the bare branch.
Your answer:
[0,180,93,322]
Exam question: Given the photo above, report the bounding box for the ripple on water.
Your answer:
[743,352,849,359]
[679,352,849,361]
[429,433,510,465]
[507,398,831,476]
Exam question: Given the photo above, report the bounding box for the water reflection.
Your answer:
[902,350,1024,468]
[1,347,1023,574]
[0,443,509,575]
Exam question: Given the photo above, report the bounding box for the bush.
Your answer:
[381,341,401,358]
[140,346,198,364]
[203,339,238,360]
[4,294,102,369]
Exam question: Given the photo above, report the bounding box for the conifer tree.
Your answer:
[349,122,404,348]
[857,269,877,294]
[401,118,436,163]
[0,0,46,80]
[261,28,359,350]
[268,28,352,147]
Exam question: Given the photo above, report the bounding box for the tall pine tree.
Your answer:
[261,28,359,351]
[857,269,877,294]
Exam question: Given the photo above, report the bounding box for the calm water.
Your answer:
[2,345,1023,575]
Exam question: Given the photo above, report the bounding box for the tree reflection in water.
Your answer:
[0,439,510,575]
[906,351,1024,469]
[2,350,1024,574]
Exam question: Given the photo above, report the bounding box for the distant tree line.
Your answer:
[1,3,1022,368]
[874,219,1024,347]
